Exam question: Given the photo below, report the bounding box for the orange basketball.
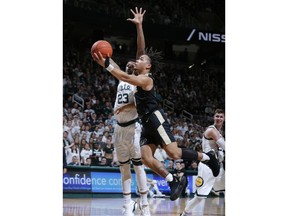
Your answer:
[91,40,113,58]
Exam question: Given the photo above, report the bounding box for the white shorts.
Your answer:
[194,162,225,197]
[113,121,142,163]
[213,163,225,192]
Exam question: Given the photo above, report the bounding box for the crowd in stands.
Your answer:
[64,0,224,31]
[63,55,223,168]
[63,45,224,170]
[63,1,225,172]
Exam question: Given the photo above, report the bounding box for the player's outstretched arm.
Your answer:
[127,7,146,59]
[91,52,150,88]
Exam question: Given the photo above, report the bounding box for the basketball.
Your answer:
[91,40,113,58]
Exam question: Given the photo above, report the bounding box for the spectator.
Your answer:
[154,145,168,163]
[66,144,81,165]
[98,157,108,166]
[104,113,116,127]
[93,126,102,137]
[79,138,88,150]
[101,130,109,143]
[71,114,81,134]
[63,131,74,150]
[189,160,198,171]
[103,139,114,166]
[63,120,74,142]
[97,121,105,135]
[166,159,174,170]
[84,158,92,166]
[91,143,104,165]
[173,160,188,198]
[80,143,93,165]
[145,178,165,198]
[89,113,99,130]
[104,123,114,136]
[68,155,80,166]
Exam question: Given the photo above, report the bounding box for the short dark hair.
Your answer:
[214,109,224,115]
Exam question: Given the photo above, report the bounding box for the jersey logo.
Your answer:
[195,176,204,187]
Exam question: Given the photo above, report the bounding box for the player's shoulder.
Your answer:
[205,125,216,135]
[205,125,215,131]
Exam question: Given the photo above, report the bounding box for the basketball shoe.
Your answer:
[122,200,137,216]
[203,150,220,177]
[169,176,187,201]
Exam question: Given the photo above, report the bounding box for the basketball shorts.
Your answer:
[140,110,175,147]
[113,121,142,164]
[195,162,225,197]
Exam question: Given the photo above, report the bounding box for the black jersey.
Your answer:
[134,74,159,119]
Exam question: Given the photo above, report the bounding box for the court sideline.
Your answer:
[63,196,225,215]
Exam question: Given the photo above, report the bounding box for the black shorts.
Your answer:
[140,110,175,147]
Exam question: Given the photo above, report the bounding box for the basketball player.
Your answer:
[180,109,225,216]
[91,16,220,205]
[112,7,150,216]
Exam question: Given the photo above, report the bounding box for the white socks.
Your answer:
[201,153,210,161]
[123,194,132,205]
[165,173,173,182]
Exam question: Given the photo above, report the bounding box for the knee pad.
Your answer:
[131,157,142,166]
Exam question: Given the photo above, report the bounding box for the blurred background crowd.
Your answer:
[63,0,225,172]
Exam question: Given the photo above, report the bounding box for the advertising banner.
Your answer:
[63,170,194,194]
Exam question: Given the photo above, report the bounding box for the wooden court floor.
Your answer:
[63,196,225,216]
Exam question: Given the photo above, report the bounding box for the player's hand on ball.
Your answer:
[92,51,105,67]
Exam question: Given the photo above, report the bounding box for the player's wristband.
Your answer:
[106,64,114,72]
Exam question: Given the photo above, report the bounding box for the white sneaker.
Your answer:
[148,190,154,198]
[122,200,137,216]
[179,211,188,216]
[154,192,165,198]
[140,205,151,216]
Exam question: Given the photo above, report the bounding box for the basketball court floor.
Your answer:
[63,196,225,215]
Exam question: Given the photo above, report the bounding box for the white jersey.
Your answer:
[114,81,138,123]
[202,125,223,153]
[113,81,141,163]
[194,125,225,197]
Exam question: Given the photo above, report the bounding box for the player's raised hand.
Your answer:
[127,7,146,25]
[91,51,106,68]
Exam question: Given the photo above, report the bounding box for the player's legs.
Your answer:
[163,142,219,177]
[132,162,148,193]
[129,122,151,215]
[119,163,138,216]
[141,111,187,201]
[142,110,208,163]
[141,144,186,201]
[181,196,206,216]
[133,162,150,215]
[114,125,138,215]
[119,163,132,202]
[163,141,204,161]
[212,165,225,195]
[141,144,168,178]
[181,162,215,215]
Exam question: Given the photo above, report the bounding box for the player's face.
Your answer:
[125,61,136,75]
[214,113,225,126]
[135,55,151,73]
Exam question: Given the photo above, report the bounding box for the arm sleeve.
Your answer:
[216,137,225,150]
